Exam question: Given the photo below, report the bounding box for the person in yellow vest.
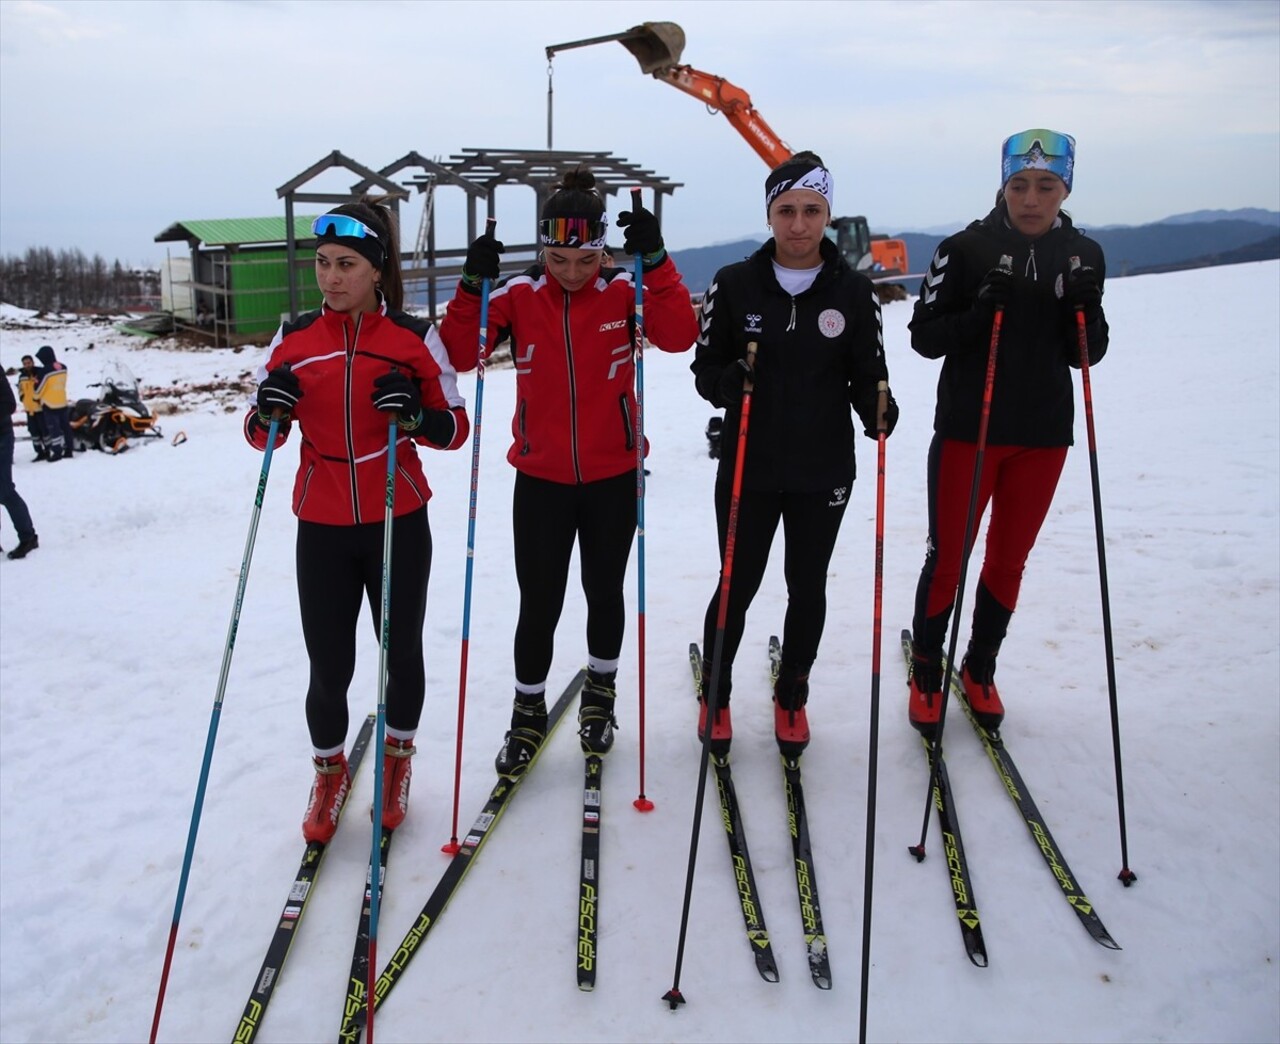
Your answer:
[16,355,47,461]
[34,346,74,462]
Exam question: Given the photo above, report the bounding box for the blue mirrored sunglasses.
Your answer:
[1002,129,1074,161]
[312,214,381,241]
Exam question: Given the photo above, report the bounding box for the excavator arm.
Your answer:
[545,22,910,294]
[649,65,794,168]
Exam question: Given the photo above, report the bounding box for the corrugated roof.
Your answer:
[155,216,321,246]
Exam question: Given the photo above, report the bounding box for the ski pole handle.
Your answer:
[743,342,758,395]
[874,379,889,435]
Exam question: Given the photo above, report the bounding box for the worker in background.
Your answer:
[690,150,898,758]
[905,129,1108,736]
[34,346,74,461]
[16,355,46,461]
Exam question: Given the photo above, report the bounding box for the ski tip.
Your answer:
[633,796,655,812]
[662,987,686,1010]
[1118,867,1138,887]
[758,963,781,983]
[969,950,990,968]
[908,843,927,863]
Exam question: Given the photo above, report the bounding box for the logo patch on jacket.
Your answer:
[745,313,763,335]
[599,319,628,332]
[818,309,846,338]
[829,486,849,507]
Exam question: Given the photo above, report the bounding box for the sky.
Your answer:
[1,261,1278,1042]
[1,0,1278,267]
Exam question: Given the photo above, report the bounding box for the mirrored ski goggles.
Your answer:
[1001,128,1075,190]
[538,216,608,249]
[311,214,382,242]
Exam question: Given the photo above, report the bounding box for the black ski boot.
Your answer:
[578,669,618,756]
[495,690,548,778]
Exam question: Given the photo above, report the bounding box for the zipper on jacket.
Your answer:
[344,315,361,522]
[619,395,634,451]
[561,293,583,484]
[1025,244,1039,281]
[786,296,797,332]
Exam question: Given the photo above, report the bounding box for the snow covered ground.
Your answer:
[1,261,1277,1043]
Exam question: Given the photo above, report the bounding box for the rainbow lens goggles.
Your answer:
[538,216,608,249]
[312,214,382,241]
[1001,129,1076,190]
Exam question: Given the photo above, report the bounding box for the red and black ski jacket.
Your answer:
[440,256,697,485]
[909,206,1109,447]
[691,238,890,492]
[243,301,469,525]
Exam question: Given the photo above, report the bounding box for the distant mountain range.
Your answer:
[669,208,1280,295]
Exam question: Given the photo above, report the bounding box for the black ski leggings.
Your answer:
[701,483,849,690]
[296,506,431,751]
[512,470,636,688]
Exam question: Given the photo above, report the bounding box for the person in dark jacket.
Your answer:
[441,167,698,776]
[2,371,38,559]
[245,197,470,843]
[690,151,898,757]
[906,128,1109,737]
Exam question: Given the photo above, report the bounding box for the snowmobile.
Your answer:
[70,362,163,454]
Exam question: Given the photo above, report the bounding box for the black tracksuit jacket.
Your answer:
[909,206,1109,447]
[691,238,889,492]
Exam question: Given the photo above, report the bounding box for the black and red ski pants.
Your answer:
[912,434,1067,655]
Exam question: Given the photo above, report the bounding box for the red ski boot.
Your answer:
[381,737,415,830]
[908,648,943,739]
[961,656,1005,732]
[302,752,350,844]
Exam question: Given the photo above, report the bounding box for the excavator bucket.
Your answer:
[618,22,685,74]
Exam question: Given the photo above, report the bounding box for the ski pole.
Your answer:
[366,410,399,1044]
[910,255,1012,861]
[630,188,654,814]
[664,342,758,1010]
[151,410,284,1044]
[443,218,497,854]
[859,381,890,1044]
[1070,257,1136,886]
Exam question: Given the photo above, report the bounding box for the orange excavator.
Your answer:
[546,21,910,300]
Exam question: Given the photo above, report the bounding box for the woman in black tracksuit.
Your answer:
[691,151,898,758]
[906,128,1109,737]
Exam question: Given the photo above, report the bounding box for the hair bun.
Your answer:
[561,166,597,192]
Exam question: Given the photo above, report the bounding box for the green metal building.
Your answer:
[154,216,325,345]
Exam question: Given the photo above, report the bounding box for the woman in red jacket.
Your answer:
[245,198,470,842]
[441,167,698,775]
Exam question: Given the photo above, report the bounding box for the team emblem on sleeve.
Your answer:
[817,309,846,338]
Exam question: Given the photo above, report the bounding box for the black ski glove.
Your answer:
[713,358,755,408]
[975,265,1014,314]
[1064,263,1103,323]
[372,370,423,428]
[462,230,504,286]
[853,384,899,439]
[256,364,301,422]
[415,408,457,446]
[616,203,666,269]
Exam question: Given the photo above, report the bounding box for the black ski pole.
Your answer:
[859,382,890,1044]
[1070,257,1137,886]
[663,342,758,1010]
[910,255,1012,861]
